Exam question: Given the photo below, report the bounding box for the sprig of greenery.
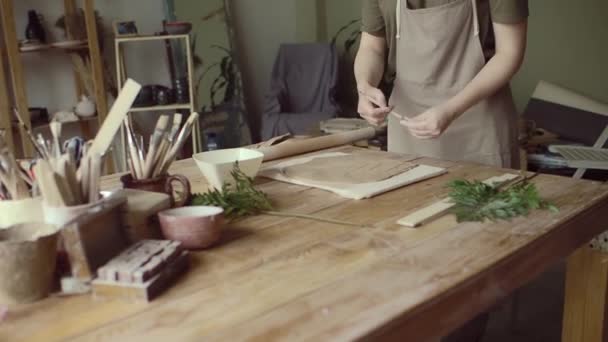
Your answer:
[191,162,273,219]
[447,179,558,223]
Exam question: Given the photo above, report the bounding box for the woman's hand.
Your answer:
[357,86,393,126]
[400,105,457,139]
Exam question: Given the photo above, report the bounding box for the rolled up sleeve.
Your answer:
[362,0,386,36]
[491,0,529,24]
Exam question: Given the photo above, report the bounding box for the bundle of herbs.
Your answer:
[191,162,273,219]
[447,178,558,223]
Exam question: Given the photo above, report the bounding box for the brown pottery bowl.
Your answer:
[158,206,224,250]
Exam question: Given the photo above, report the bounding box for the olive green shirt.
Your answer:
[362,0,529,84]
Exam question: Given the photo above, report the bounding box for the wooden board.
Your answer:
[2,147,608,342]
[260,152,446,200]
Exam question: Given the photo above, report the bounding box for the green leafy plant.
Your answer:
[191,163,273,219]
[447,179,558,223]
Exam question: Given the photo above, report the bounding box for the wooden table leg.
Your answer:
[563,246,608,342]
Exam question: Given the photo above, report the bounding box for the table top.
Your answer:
[3,146,608,342]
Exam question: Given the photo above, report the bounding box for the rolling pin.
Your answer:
[257,127,378,162]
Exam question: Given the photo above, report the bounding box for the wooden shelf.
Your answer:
[115,34,189,43]
[129,104,191,112]
[19,44,89,54]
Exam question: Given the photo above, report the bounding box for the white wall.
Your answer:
[13,0,167,116]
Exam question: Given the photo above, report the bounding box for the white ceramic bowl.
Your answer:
[193,148,264,190]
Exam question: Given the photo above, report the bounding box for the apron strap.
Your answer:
[396,0,402,39]
[472,0,479,36]
[397,0,479,39]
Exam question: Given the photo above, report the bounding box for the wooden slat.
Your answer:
[0,0,34,157]
[0,30,15,153]
[83,0,113,173]
[563,246,608,342]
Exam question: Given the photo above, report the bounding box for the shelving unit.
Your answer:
[115,33,200,171]
[0,0,108,164]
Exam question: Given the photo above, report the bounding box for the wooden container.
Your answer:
[0,197,44,228]
[43,192,129,281]
[120,189,171,243]
[0,223,59,305]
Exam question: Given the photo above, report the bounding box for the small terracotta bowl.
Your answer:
[158,206,224,250]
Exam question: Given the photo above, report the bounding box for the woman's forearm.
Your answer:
[443,21,528,118]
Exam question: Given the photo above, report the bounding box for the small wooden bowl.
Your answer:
[158,206,224,250]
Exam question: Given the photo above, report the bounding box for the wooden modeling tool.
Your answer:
[89,79,142,158]
[357,90,406,121]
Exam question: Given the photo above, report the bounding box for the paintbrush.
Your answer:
[124,118,143,179]
[159,112,199,174]
[142,115,169,179]
[49,120,62,159]
[13,108,46,158]
[168,114,183,143]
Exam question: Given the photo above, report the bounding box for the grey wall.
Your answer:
[511,0,608,111]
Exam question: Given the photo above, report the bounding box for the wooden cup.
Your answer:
[120,174,191,207]
[0,223,59,305]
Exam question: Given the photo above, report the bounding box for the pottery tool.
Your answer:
[256,127,378,162]
[89,79,142,158]
[49,120,62,159]
[0,137,31,200]
[357,90,406,121]
[92,240,189,302]
[13,108,46,158]
[33,159,67,206]
[143,115,169,178]
[396,173,521,228]
[159,112,199,175]
[88,153,101,203]
[124,119,143,179]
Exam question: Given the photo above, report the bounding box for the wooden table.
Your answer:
[3,146,608,342]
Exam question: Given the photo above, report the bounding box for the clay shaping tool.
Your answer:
[357,90,406,121]
[88,78,142,159]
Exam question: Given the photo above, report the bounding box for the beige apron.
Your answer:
[388,0,518,168]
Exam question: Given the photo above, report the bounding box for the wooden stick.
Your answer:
[89,153,101,203]
[396,173,521,228]
[143,116,169,178]
[50,120,62,159]
[124,119,143,179]
[34,159,67,206]
[89,79,142,158]
[152,137,170,177]
[13,108,46,158]
[160,112,199,174]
